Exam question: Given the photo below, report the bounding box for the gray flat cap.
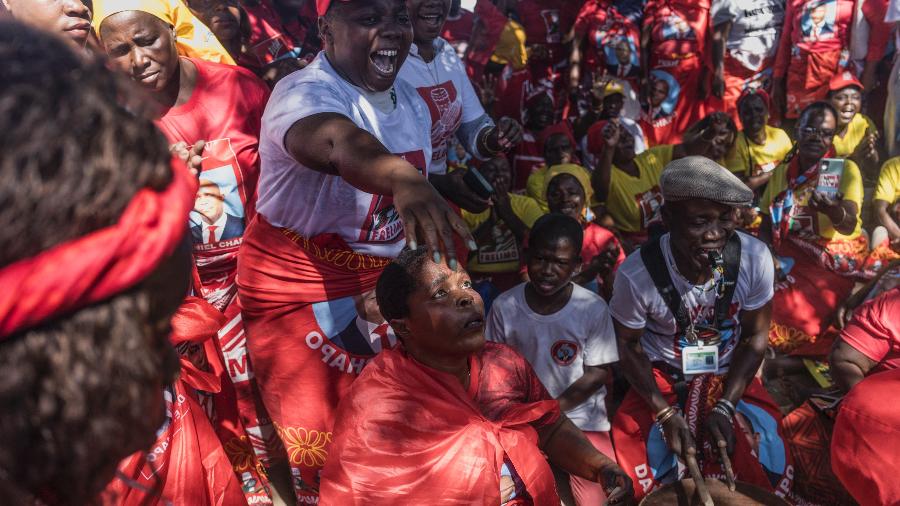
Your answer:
[660,156,753,206]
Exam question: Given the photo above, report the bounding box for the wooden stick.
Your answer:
[719,445,737,492]
[602,486,624,506]
[686,453,714,506]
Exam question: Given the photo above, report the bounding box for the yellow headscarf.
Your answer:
[92,0,234,65]
[490,19,527,70]
[544,163,595,212]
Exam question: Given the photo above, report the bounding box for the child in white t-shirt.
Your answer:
[486,213,619,506]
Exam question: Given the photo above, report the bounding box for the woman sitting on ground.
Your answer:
[759,101,867,356]
[319,247,633,504]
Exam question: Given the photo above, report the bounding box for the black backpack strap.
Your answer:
[640,237,690,331]
[714,233,742,328]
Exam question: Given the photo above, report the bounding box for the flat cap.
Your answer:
[660,156,753,206]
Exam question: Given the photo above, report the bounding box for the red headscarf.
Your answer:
[0,159,195,339]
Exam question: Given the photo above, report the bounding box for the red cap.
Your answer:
[737,87,770,110]
[317,0,350,16]
[829,70,863,92]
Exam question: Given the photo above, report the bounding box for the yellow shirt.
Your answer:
[606,144,672,234]
[832,114,876,158]
[463,194,545,273]
[490,20,528,70]
[526,165,551,211]
[759,158,864,241]
[723,126,794,177]
[874,156,900,205]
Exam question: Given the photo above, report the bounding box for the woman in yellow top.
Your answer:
[590,112,736,247]
[723,88,793,191]
[828,72,879,179]
[866,156,900,273]
[759,102,867,356]
[463,156,544,307]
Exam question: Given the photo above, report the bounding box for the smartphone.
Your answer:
[816,158,844,197]
[463,167,495,199]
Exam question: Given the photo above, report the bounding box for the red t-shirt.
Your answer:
[832,368,900,506]
[573,1,641,78]
[262,0,320,57]
[240,0,297,71]
[840,287,900,373]
[156,58,270,310]
[441,9,475,46]
[516,0,581,67]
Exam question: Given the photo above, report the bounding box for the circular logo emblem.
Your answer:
[551,340,579,366]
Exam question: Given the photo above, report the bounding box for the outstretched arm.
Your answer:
[284,113,476,264]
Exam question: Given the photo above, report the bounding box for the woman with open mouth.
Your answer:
[827,71,879,179]
[399,0,522,213]
[235,0,477,502]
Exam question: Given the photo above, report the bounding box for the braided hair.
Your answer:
[0,20,188,504]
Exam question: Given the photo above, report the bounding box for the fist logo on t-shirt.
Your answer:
[551,340,580,366]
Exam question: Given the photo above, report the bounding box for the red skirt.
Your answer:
[236,216,390,501]
[769,239,861,355]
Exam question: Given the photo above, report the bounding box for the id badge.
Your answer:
[682,344,719,375]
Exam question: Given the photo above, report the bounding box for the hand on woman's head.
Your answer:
[376,248,486,363]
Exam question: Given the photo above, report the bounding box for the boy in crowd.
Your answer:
[486,213,619,505]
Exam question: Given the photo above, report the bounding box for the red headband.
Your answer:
[0,159,196,339]
[317,0,350,16]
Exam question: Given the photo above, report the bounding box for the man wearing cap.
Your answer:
[608,156,793,500]
[722,88,793,191]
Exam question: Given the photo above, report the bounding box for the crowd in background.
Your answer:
[2,0,900,504]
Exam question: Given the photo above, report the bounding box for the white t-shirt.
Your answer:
[399,37,487,174]
[711,0,785,71]
[486,283,619,431]
[257,52,433,258]
[609,231,774,374]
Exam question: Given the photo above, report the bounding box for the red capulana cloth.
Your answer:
[831,368,900,505]
[236,215,391,501]
[0,160,195,339]
[319,342,562,505]
[100,297,245,505]
[612,369,794,500]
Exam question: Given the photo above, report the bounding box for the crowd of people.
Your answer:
[2,0,900,503]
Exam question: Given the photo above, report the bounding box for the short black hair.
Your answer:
[547,173,586,198]
[529,213,583,255]
[685,111,738,142]
[798,101,839,126]
[376,247,432,321]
